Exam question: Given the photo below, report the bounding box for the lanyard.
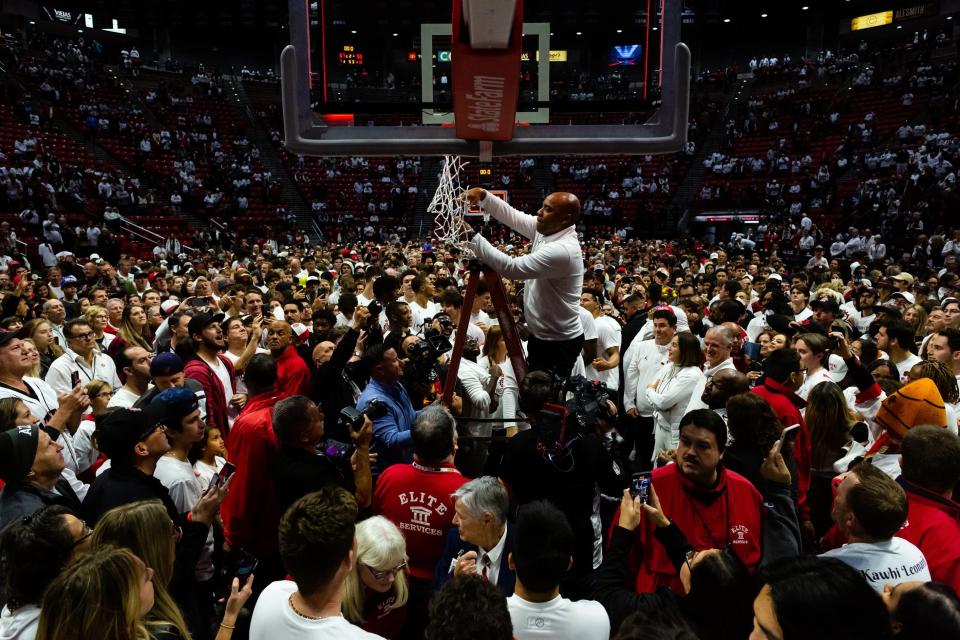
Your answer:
[412,461,460,473]
[686,486,730,550]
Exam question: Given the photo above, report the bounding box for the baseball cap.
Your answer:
[95,407,167,462]
[0,326,28,348]
[942,297,960,308]
[150,387,200,426]
[187,312,224,338]
[60,275,78,286]
[0,425,39,483]
[892,273,915,285]
[811,297,841,314]
[150,352,185,377]
[160,300,180,317]
[891,291,916,304]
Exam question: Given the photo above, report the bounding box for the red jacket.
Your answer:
[372,460,468,580]
[752,379,812,521]
[897,478,960,594]
[185,354,236,435]
[220,392,282,559]
[613,463,764,594]
[273,346,311,399]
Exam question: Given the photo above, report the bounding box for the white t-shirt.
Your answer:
[820,537,931,593]
[891,353,922,382]
[108,386,146,409]
[0,603,40,640]
[507,594,610,640]
[154,456,214,581]
[204,355,236,426]
[194,456,226,489]
[590,315,622,391]
[250,581,385,640]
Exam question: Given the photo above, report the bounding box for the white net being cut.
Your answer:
[429,155,474,256]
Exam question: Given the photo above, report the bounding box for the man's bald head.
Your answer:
[266,320,293,354]
[702,369,750,409]
[537,192,581,235]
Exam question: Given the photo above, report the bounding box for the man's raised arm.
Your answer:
[463,188,538,240]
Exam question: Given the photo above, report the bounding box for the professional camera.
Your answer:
[534,375,615,448]
[405,330,452,384]
[338,398,389,433]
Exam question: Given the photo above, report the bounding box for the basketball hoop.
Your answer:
[428,155,475,255]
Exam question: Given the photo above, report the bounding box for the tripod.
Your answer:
[442,259,528,406]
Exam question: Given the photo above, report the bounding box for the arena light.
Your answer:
[616,29,623,33]
[801,5,809,10]
[761,13,768,18]
[723,18,731,23]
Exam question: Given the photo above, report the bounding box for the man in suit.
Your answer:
[433,475,515,595]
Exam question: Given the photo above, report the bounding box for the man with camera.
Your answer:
[358,342,459,472]
[272,395,373,514]
[498,371,628,600]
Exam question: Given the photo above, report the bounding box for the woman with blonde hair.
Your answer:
[85,304,115,351]
[36,546,153,640]
[902,304,928,346]
[92,500,192,640]
[109,305,153,354]
[21,339,42,379]
[342,516,409,638]
[92,500,252,640]
[23,318,63,378]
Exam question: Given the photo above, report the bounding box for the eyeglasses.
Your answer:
[69,331,95,341]
[72,520,94,549]
[138,423,166,442]
[364,561,407,580]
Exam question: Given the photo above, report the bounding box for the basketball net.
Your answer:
[429,155,474,256]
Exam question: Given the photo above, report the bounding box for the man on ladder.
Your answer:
[461,188,584,378]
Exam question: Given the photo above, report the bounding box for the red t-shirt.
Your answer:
[274,346,311,399]
[220,393,282,559]
[372,461,468,580]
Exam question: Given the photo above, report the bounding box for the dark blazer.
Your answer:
[432,524,515,596]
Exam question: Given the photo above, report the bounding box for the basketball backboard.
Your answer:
[282,0,690,159]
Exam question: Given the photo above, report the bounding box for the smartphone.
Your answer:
[631,472,652,504]
[319,439,355,459]
[743,341,762,360]
[773,424,800,454]
[70,371,81,388]
[190,296,209,308]
[209,461,236,490]
[234,550,258,580]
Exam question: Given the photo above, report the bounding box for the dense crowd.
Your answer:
[3,20,960,640]
[0,173,957,640]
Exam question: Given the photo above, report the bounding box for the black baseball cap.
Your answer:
[187,312,225,338]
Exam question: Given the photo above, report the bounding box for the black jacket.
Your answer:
[432,525,516,596]
[0,478,83,531]
[312,327,361,442]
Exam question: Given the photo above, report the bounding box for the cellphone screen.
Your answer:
[70,371,81,388]
[211,462,236,489]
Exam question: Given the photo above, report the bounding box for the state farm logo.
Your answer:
[466,76,505,133]
[730,525,750,544]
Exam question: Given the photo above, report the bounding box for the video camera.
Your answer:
[534,375,615,449]
[405,329,452,384]
[338,398,389,432]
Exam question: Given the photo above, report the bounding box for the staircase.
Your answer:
[225,76,320,242]
[672,82,745,234]
[412,157,445,240]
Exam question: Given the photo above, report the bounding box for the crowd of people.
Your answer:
[0,175,957,640]
[4,18,960,640]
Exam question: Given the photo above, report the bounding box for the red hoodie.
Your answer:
[220,392,282,559]
[897,478,960,594]
[612,463,764,594]
[752,378,812,521]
